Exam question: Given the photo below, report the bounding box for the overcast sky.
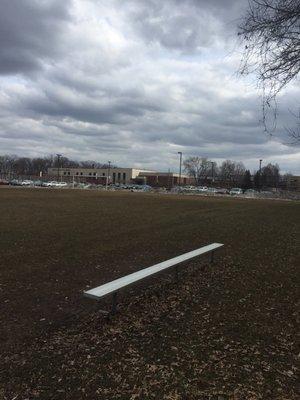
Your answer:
[0,0,299,174]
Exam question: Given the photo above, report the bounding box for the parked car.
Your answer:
[244,189,257,196]
[55,182,68,188]
[206,187,218,194]
[41,181,52,187]
[33,180,43,186]
[42,181,59,187]
[196,186,208,192]
[184,186,196,191]
[215,187,229,194]
[50,181,60,187]
[83,184,92,189]
[141,185,152,192]
[129,184,149,192]
[230,188,243,195]
[9,179,22,186]
[260,191,274,197]
[21,180,34,186]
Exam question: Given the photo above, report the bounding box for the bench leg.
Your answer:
[111,292,118,315]
[98,292,118,320]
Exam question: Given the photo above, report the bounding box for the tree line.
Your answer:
[0,154,112,177]
[0,154,293,190]
[183,157,293,190]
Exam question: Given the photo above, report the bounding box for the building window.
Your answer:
[63,171,66,175]
[93,172,96,176]
[89,173,92,176]
[118,172,121,181]
[102,173,105,176]
[68,172,70,176]
[113,172,116,183]
[123,172,126,181]
[80,172,83,176]
[76,172,79,175]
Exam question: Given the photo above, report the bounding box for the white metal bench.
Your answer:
[83,242,224,315]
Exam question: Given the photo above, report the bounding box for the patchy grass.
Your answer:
[0,188,299,399]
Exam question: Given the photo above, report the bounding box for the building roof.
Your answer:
[138,171,189,178]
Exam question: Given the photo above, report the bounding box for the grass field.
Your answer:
[0,188,299,399]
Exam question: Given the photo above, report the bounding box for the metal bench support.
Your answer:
[175,265,179,283]
[98,292,118,317]
[111,292,118,315]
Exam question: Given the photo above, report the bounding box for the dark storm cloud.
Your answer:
[0,0,71,75]
[20,83,167,125]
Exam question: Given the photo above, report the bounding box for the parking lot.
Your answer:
[1,177,300,201]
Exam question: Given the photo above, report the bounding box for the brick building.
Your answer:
[137,171,193,187]
[286,175,300,191]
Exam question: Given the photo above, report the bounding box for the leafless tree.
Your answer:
[0,155,16,177]
[219,160,246,185]
[285,109,300,143]
[261,163,280,187]
[238,0,300,140]
[0,154,118,178]
[183,157,214,185]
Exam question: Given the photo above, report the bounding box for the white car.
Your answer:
[55,182,68,188]
[41,181,53,187]
[48,181,60,187]
[196,186,208,192]
[21,180,33,186]
[230,188,243,195]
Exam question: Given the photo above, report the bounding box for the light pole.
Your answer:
[56,154,62,181]
[259,159,262,192]
[210,161,214,185]
[106,160,111,189]
[178,152,182,186]
[167,168,171,189]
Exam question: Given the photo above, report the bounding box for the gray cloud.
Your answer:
[0,0,299,174]
[119,0,246,53]
[0,0,71,75]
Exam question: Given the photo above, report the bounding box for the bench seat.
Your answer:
[84,242,224,301]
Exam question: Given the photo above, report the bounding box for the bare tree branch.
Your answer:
[238,0,300,141]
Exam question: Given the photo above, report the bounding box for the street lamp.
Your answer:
[259,159,263,192]
[210,161,214,185]
[178,152,182,186]
[56,154,62,181]
[106,160,111,190]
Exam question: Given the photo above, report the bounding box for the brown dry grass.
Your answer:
[0,188,299,399]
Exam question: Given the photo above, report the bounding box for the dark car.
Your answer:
[9,179,22,186]
[215,187,229,194]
